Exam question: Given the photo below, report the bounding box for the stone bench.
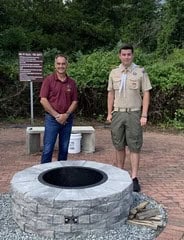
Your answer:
[26,126,95,154]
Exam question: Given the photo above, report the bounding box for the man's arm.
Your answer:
[40,98,78,124]
[40,97,58,117]
[55,100,78,124]
[107,90,115,122]
[65,101,78,116]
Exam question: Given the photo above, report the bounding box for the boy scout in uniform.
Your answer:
[107,44,152,192]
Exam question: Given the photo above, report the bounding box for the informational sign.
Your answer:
[19,52,43,82]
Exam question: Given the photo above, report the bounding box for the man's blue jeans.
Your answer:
[41,113,73,164]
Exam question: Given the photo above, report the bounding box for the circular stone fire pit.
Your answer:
[11,160,133,240]
[38,166,108,189]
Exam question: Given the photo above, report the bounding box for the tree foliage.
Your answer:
[0,0,183,125]
[157,0,184,55]
[0,47,183,123]
[0,0,163,55]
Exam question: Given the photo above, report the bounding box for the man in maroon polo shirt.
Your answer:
[39,54,78,163]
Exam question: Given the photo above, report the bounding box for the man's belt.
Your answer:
[114,107,140,112]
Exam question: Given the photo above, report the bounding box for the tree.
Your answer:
[63,0,123,52]
[117,0,161,52]
[157,0,184,56]
[0,0,169,55]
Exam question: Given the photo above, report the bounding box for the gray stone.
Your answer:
[11,160,133,239]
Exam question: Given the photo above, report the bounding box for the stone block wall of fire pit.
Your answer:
[11,160,133,240]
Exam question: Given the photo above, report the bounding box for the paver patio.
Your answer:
[0,126,184,240]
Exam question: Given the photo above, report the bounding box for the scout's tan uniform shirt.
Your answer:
[107,63,152,109]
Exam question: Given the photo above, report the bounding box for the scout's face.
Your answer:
[55,56,68,75]
[119,49,134,68]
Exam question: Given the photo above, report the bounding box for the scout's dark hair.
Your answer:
[119,44,134,54]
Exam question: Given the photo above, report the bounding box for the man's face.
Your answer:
[55,56,68,74]
[119,49,134,67]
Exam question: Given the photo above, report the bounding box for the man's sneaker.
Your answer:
[132,177,141,192]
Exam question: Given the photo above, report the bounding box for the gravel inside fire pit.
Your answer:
[0,192,167,240]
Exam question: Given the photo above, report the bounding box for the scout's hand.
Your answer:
[140,116,147,126]
[106,113,112,123]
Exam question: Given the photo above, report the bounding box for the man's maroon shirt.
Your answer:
[40,73,78,114]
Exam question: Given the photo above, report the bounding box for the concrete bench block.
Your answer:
[26,126,95,154]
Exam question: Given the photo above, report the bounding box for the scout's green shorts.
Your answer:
[111,111,143,153]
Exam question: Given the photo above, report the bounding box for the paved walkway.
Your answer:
[0,126,184,240]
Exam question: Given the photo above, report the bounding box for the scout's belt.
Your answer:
[113,108,140,112]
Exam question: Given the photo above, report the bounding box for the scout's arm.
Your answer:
[140,91,150,126]
[107,90,115,122]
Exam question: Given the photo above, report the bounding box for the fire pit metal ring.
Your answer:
[11,160,133,240]
[38,166,108,189]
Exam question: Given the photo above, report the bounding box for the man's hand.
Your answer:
[55,114,68,124]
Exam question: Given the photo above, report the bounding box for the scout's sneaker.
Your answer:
[132,177,141,192]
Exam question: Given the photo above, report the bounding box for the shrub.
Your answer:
[0,48,183,126]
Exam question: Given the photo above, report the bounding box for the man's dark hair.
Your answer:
[55,54,68,62]
[119,44,134,54]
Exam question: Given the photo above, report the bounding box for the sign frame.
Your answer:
[18,52,43,124]
[18,52,43,82]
